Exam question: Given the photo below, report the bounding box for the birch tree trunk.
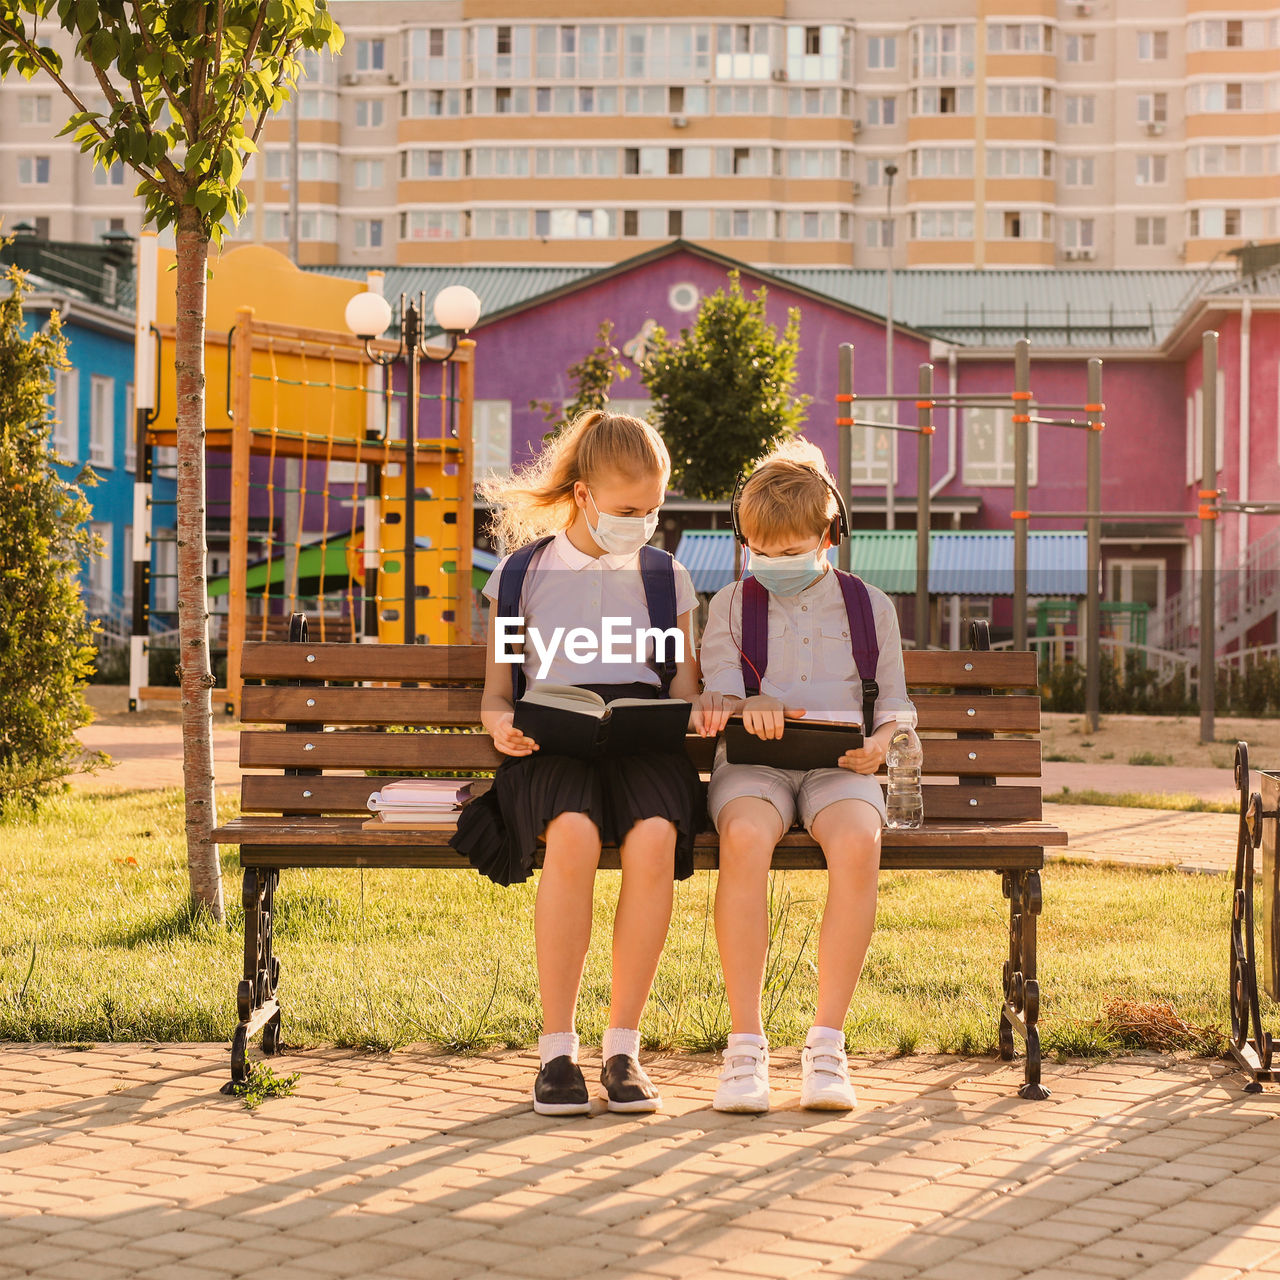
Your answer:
[174,204,224,923]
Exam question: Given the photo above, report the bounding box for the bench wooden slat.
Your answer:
[238,774,1043,821]
[238,686,1041,733]
[238,848,1047,872]
[237,731,1041,776]
[240,641,1038,689]
[214,814,1066,848]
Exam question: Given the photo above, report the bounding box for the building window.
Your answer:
[1064,33,1096,63]
[472,401,512,479]
[90,376,114,468]
[356,38,385,72]
[622,210,638,237]
[354,219,383,249]
[354,99,385,128]
[866,35,896,69]
[1135,216,1166,246]
[401,210,464,241]
[848,401,895,485]
[353,159,384,189]
[911,209,973,240]
[53,368,78,461]
[1063,156,1095,186]
[668,209,683,237]
[964,408,1037,487]
[18,155,51,184]
[1065,95,1095,125]
[865,96,896,126]
[865,218,895,248]
[94,160,125,186]
[914,86,974,115]
[987,85,1052,116]
[89,522,112,610]
[1137,31,1168,61]
[1062,217,1095,249]
[18,95,51,124]
[473,209,529,238]
[987,148,1049,178]
[124,384,136,473]
[1135,154,1167,185]
[1137,93,1168,124]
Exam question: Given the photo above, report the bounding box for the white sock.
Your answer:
[727,1032,768,1055]
[806,1024,845,1049]
[539,1032,579,1065]
[602,1027,641,1061]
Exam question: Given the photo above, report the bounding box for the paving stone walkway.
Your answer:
[2,1044,1278,1280]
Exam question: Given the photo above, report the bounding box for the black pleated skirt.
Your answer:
[449,682,706,887]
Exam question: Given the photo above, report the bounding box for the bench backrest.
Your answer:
[236,635,1043,826]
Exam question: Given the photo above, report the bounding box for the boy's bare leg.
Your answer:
[714,796,786,1036]
[609,817,677,1029]
[536,811,602,1033]
[809,799,883,1030]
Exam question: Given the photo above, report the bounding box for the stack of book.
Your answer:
[364,779,474,831]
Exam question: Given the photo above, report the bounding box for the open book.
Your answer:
[513,684,691,759]
[724,716,864,772]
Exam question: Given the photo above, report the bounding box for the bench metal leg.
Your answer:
[221,867,282,1094]
[1000,869,1050,1100]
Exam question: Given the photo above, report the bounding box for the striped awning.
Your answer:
[674,530,1087,597]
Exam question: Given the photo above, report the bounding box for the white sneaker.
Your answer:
[801,1037,856,1110]
[713,1038,770,1113]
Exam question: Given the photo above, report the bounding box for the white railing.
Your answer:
[1151,524,1280,653]
[991,635,1195,688]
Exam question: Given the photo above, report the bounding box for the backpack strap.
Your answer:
[740,575,770,696]
[639,544,679,697]
[495,535,555,703]
[835,570,882,732]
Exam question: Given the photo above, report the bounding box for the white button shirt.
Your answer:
[484,530,699,689]
[699,566,916,730]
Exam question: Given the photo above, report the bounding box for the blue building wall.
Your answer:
[22,307,178,627]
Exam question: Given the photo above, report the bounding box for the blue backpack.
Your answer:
[494,535,679,702]
[739,570,882,733]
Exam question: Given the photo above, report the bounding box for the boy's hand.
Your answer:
[839,738,887,775]
[493,711,538,757]
[742,696,806,741]
[690,691,737,737]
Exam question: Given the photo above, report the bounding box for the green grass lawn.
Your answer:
[0,791,1237,1059]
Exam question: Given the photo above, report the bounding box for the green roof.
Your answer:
[308,241,1238,350]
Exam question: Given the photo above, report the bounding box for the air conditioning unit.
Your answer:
[1176,242,1187,259]
[1076,2,1092,16]
[1146,121,1165,136]
[771,69,789,82]
[671,115,689,129]
[1078,248,1096,261]
[341,72,358,86]
[851,118,863,134]
[851,181,863,197]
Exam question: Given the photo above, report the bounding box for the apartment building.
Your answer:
[2,1,1277,270]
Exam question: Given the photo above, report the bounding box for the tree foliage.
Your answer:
[642,271,809,500]
[0,261,105,812]
[531,319,632,438]
[0,1,344,919]
[0,0,342,242]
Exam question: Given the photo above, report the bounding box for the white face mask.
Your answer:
[748,544,827,596]
[585,488,659,556]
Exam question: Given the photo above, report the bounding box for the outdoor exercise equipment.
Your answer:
[838,332,1280,741]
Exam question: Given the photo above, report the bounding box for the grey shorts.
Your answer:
[708,759,887,834]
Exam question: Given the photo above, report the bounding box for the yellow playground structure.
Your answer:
[131,241,476,714]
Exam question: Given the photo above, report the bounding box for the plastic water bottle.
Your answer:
[885,711,924,830]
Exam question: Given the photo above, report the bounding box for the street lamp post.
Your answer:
[345,284,481,645]
[884,162,898,532]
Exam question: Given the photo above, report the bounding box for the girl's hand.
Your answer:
[839,736,887,775]
[690,691,737,737]
[493,711,538,757]
[742,696,806,741]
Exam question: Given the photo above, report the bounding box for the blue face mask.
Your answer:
[748,546,827,596]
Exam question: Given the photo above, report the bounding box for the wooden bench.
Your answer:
[212,617,1067,1099]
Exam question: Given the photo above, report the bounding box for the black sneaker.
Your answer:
[601,1054,661,1113]
[533,1056,591,1116]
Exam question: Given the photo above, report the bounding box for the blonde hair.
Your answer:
[482,409,671,551]
[738,438,839,545]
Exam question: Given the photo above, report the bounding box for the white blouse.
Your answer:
[484,530,699,689]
